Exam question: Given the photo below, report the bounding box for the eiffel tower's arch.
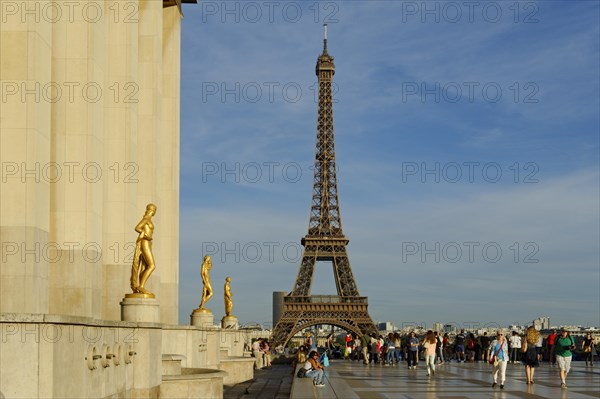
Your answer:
[285,321,364,349]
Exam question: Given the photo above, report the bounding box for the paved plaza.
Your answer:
[224,364,293,399]
[289,360,600,399]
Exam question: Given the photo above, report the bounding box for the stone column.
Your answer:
[101,0,141,321]
[47,0,105,318]
[158,5,182,325]
[0,4,52,314]
[135,0,163,304]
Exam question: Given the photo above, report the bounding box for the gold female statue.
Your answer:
[198,255,213,311]
[224,276,233,316]
[130,203,157,297]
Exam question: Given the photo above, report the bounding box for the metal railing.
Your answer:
[284,295,368,304]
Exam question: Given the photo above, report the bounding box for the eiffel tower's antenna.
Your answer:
[323,23,328,53]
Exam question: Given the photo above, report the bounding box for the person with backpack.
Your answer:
[455,329,466,362]
[467,333,476,362]
[303,350,325,387]
[555,328,576,388]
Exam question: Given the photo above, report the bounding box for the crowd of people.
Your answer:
[248,327,596,389]
[288,327,596,390]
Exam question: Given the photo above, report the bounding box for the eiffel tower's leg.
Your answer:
[271,317,297,348]
[291,248,317,296]
[272,250,316,344]
[332,250,359,297]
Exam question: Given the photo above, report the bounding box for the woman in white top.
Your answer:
[423,330,437,376]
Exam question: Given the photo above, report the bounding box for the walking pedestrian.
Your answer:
[385,333,395,365]
[509,331,521,364]
[435,331,444,364]
[547,329,557,365]
[393,332,403,363]
[582,332,595,366]
[407,331,419,369]
[261,339,272,369]
[455,329,466,362]
[480,332,491,362]
[535,332,543,363]
[252,338,263,369]
[489,330,509,390]
[353,335,361,361]
[325,333,335,354]
[442,333,450,361]
[466,333,476,362]
[522,326,540,384]
[369,334,379,365]
[423,330,437,376]
[555,328,576,388]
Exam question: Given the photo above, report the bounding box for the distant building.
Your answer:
[533,316,550,330]
[272,291,286,327]
[443,324,456,333]
[378,321,397,331]
[509,324,522,333]
[433,322,444,332]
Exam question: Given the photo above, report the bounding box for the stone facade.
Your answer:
[0,314,254,398]
[1,1,255,397]
[1,0,180,324]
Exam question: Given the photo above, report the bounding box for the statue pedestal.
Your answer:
[190,309,214,327]
[120,295,160,322]
[221,315,239,329]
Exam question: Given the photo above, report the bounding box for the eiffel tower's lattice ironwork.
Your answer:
[271,26,378,347]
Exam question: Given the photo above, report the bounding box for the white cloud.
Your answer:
[178,168,599,326]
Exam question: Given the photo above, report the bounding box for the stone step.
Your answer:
[162,354,187,376]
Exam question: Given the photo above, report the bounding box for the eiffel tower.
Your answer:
[271,26,378,346]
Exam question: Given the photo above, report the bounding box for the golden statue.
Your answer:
[129,203,157,298]
[224,276,233,316]
[198,255,213,311]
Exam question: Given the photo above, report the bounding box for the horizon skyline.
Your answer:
[178,1,599,328]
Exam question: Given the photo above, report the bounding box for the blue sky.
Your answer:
[177,1,599,329]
